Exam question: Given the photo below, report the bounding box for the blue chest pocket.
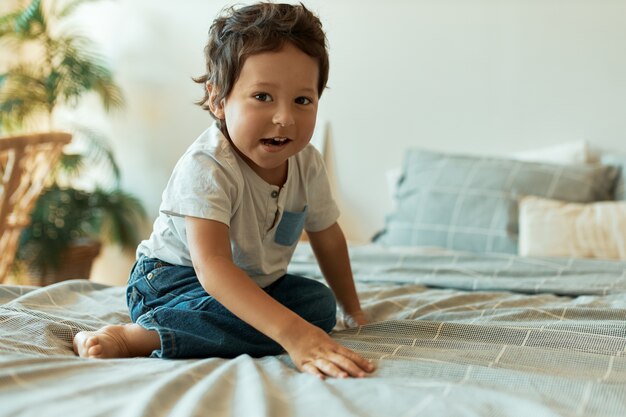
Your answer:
[275,206,308,246]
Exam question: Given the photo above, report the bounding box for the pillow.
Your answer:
[508,140,593,165]
[385,141,595,210]
[601,154,626,201]
[374,149,619,254]
[519,196,626,259]
[385,167,403,210]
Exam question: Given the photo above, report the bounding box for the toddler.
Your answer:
[74,2,374,379]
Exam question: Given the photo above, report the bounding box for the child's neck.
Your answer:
[251,161,288,187]
[235,150,288,186]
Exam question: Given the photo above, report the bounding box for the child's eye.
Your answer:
[295,96,312,105]
[254,93,272,102]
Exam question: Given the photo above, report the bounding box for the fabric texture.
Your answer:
[374,149,619,253]
[137,123,339,287]
[508,140,592,164]
[383,141,594,208]
[2,244,626,417]
[602,153,626,201]
[127,256,336,358]
[518,196,626,260]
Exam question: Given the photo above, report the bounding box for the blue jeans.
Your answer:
[126,256,337,359]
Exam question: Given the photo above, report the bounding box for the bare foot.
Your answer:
[73,325,131,358]
[73,324,160,359]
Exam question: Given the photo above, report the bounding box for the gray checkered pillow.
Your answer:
[374,149,619,253]
[601,154,626,201]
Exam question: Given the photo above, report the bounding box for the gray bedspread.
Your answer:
[1,244,625,417]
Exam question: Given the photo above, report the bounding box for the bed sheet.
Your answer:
[1,244,625,417]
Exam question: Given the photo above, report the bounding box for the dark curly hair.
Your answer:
[192,2,329,124]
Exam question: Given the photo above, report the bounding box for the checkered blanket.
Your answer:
[1,244,625,417]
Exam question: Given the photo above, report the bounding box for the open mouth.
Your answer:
[261,137,291,147]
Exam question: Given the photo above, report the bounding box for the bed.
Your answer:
[2,145,626,417]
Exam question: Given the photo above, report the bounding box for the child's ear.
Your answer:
[207,84,225,119]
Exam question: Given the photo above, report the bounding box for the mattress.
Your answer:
[1,244,625,417]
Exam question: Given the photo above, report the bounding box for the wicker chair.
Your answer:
[0,132,71,284]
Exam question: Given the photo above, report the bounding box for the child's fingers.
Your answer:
[301,362,326,380]
[288,327,376,378]
[308,358,349,379]
[324,352,366,377]
[335,347,376,374]
[298,349,375,379]
[327,350,375,377]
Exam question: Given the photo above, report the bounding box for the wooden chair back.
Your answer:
[0,132,71,283]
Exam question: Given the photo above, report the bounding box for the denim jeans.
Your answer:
[126,256,337,359]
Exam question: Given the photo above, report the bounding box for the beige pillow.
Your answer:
[509,140,593,164]
[519,196,626,260]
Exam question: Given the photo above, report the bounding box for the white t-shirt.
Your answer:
[137,124,339,287]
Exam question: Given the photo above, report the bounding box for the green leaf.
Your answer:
[95,189,147,248]
[71,125,122,186]
[14,0,45,38]
[0,10,22,37]
[56,152,85,178]
[0,65,51,128]
[53,34,124,110]
[17,185,94,271]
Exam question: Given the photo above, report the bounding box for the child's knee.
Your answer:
[308,282,337,332]
[273,275,338,332]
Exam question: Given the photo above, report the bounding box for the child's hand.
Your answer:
[283,323,375,380]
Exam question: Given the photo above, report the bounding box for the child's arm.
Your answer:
[185,216,374,379]
[306,223,367,326]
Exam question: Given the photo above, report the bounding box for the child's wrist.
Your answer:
[345,309,368,326]
[342,304,364,317]
[274,316,310,348]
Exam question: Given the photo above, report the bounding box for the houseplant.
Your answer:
[0,0,147,283]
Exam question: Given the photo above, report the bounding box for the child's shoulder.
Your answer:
[294,143,326,172]
[189,125,232,156]
[184,125,240,168]
[172,125,244,185]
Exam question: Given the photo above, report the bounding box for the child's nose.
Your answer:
[272,106,295,128]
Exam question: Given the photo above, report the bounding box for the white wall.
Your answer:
[67,0,626,283]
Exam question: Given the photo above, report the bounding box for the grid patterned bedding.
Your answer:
[1,244,625,417]
[374,149,619,254]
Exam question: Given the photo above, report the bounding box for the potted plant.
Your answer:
[0,0,147,284]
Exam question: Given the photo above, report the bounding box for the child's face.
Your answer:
[210,42,320,184]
